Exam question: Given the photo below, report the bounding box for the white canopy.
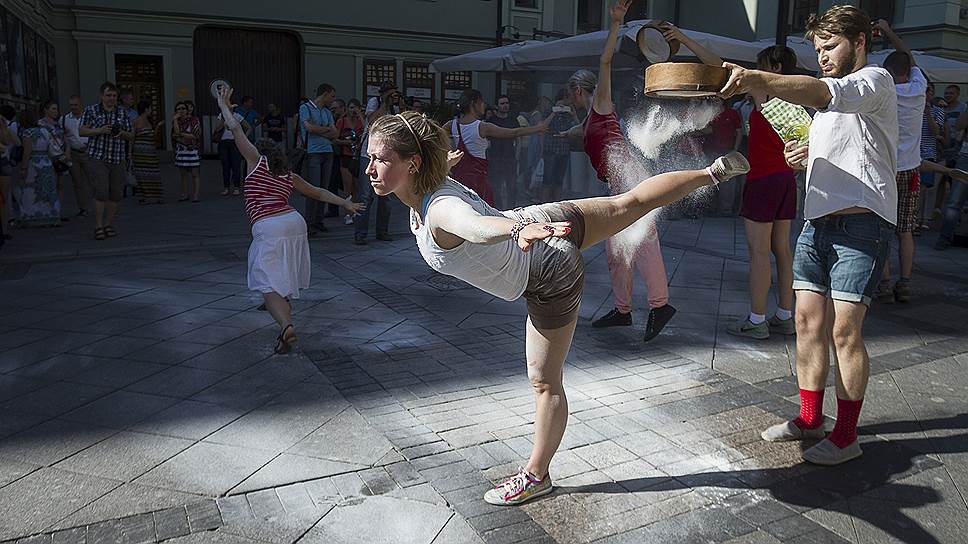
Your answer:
[505,20,764,72]
[429,40,543,73]
[757,37,968,84]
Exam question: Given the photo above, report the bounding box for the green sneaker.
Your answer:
[483,468,553,506]
[767,315,796,335]
[725,316,769,339]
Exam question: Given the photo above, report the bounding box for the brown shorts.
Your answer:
[895,169,920,233]
[506,202,587,329]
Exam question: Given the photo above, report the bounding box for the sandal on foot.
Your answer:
[274,324,297,354]
[94,227,107,241]
[104,226,117,237]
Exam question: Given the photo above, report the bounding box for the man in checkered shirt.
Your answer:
[80,81,134,240]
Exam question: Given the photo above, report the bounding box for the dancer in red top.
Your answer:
[216,86,363,353]
[663,25,798,340]
[565,0,676,342]
[444,89,553,206]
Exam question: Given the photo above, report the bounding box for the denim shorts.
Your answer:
[792,212,893,306]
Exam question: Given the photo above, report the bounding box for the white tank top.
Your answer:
[410,178,530,301]
[451,120,489,159]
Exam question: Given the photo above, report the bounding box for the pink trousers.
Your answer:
[606,235,669,311]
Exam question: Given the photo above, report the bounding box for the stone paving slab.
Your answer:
[1,212,967,543]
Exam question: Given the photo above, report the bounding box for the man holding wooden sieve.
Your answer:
[720,5,898,466]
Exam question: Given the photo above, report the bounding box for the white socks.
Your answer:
[749,312,766,325]
[775,308,792,321]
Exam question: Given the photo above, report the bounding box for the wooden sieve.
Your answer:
[643,63,729,99]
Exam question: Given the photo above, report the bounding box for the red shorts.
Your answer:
[741,170,798,223]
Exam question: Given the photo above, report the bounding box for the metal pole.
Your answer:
[496,0,503,101]
[776,0,791,46]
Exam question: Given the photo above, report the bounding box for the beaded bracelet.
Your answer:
[509,218,537,244]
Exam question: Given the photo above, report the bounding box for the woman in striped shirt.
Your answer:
[216,86,364,354]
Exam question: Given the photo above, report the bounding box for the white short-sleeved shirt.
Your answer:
[806,65,899,225]
[894,67,927,171]
[411,178,530,301]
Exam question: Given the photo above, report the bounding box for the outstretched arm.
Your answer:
[293,173,365,213]
[480,115,552,139]
[428,196,570,251]
[659,22,723,67]
[874,19,914,66]
[593,0,634,116]
[216,86,260,167]
[720,63,832,110]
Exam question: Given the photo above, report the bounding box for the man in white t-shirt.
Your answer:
[872,19,926,304]
[720,5,898,466]
[61,95,93,217]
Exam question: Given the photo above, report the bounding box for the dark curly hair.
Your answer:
[255,138,290,177]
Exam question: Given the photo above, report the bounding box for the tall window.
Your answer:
[363,59,396,100]
[577,0,603,34]
[860,0,895,24]
[624,1,649,23]
[404,62,434,102]
[442,71,471,104]
[791,0,820,32]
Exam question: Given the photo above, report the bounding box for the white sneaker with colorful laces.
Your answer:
[483,468,553,506]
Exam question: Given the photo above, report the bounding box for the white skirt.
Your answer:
[247,210,311,298]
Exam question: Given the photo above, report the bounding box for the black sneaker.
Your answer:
[644,304,677,342]
[592,308,632,328]
[375,232,394,241]
[76,209,88,218]
[354,235,367,246]
[313,222,328,233]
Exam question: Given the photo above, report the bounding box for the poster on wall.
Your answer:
[7,13,24,97]
[47,40,56,100]
[37,39,48,101]
[23,25,36,100]
[0,7,10,94]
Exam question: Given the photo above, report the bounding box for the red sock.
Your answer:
[829,397,864,448]
[792,388,824,430]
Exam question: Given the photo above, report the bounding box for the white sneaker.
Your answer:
[709,151,750,183]
[761,420,826,442]
[802,438,862,465]
[343,214,354,225]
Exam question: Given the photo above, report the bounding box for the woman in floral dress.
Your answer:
[15,107,62,227]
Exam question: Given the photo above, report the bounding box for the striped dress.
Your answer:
[174,116,201,168]
[132,127,163,202]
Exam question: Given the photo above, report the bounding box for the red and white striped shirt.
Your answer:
[244,156,295,224]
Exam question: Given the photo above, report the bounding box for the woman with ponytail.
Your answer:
[443,89,554,206]
[367,110,748,506]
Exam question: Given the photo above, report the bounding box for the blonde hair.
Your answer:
[804,5,872,53]
[567,69,597,96]
[369,111,451,196]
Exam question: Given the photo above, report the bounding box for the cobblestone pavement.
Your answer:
[1,185,967,543]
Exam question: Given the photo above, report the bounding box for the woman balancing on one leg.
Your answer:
[367,111,749,505]
[215,86,364,354]
[563,0,676,342]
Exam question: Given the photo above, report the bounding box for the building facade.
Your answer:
[1,0,964,140]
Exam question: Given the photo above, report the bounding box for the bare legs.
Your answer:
[794,291,869,400]
[572,168,715,251]
[263,291,297,348]
[744,219,794,316]
[179,167,201,201]
[524,317,576,479]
